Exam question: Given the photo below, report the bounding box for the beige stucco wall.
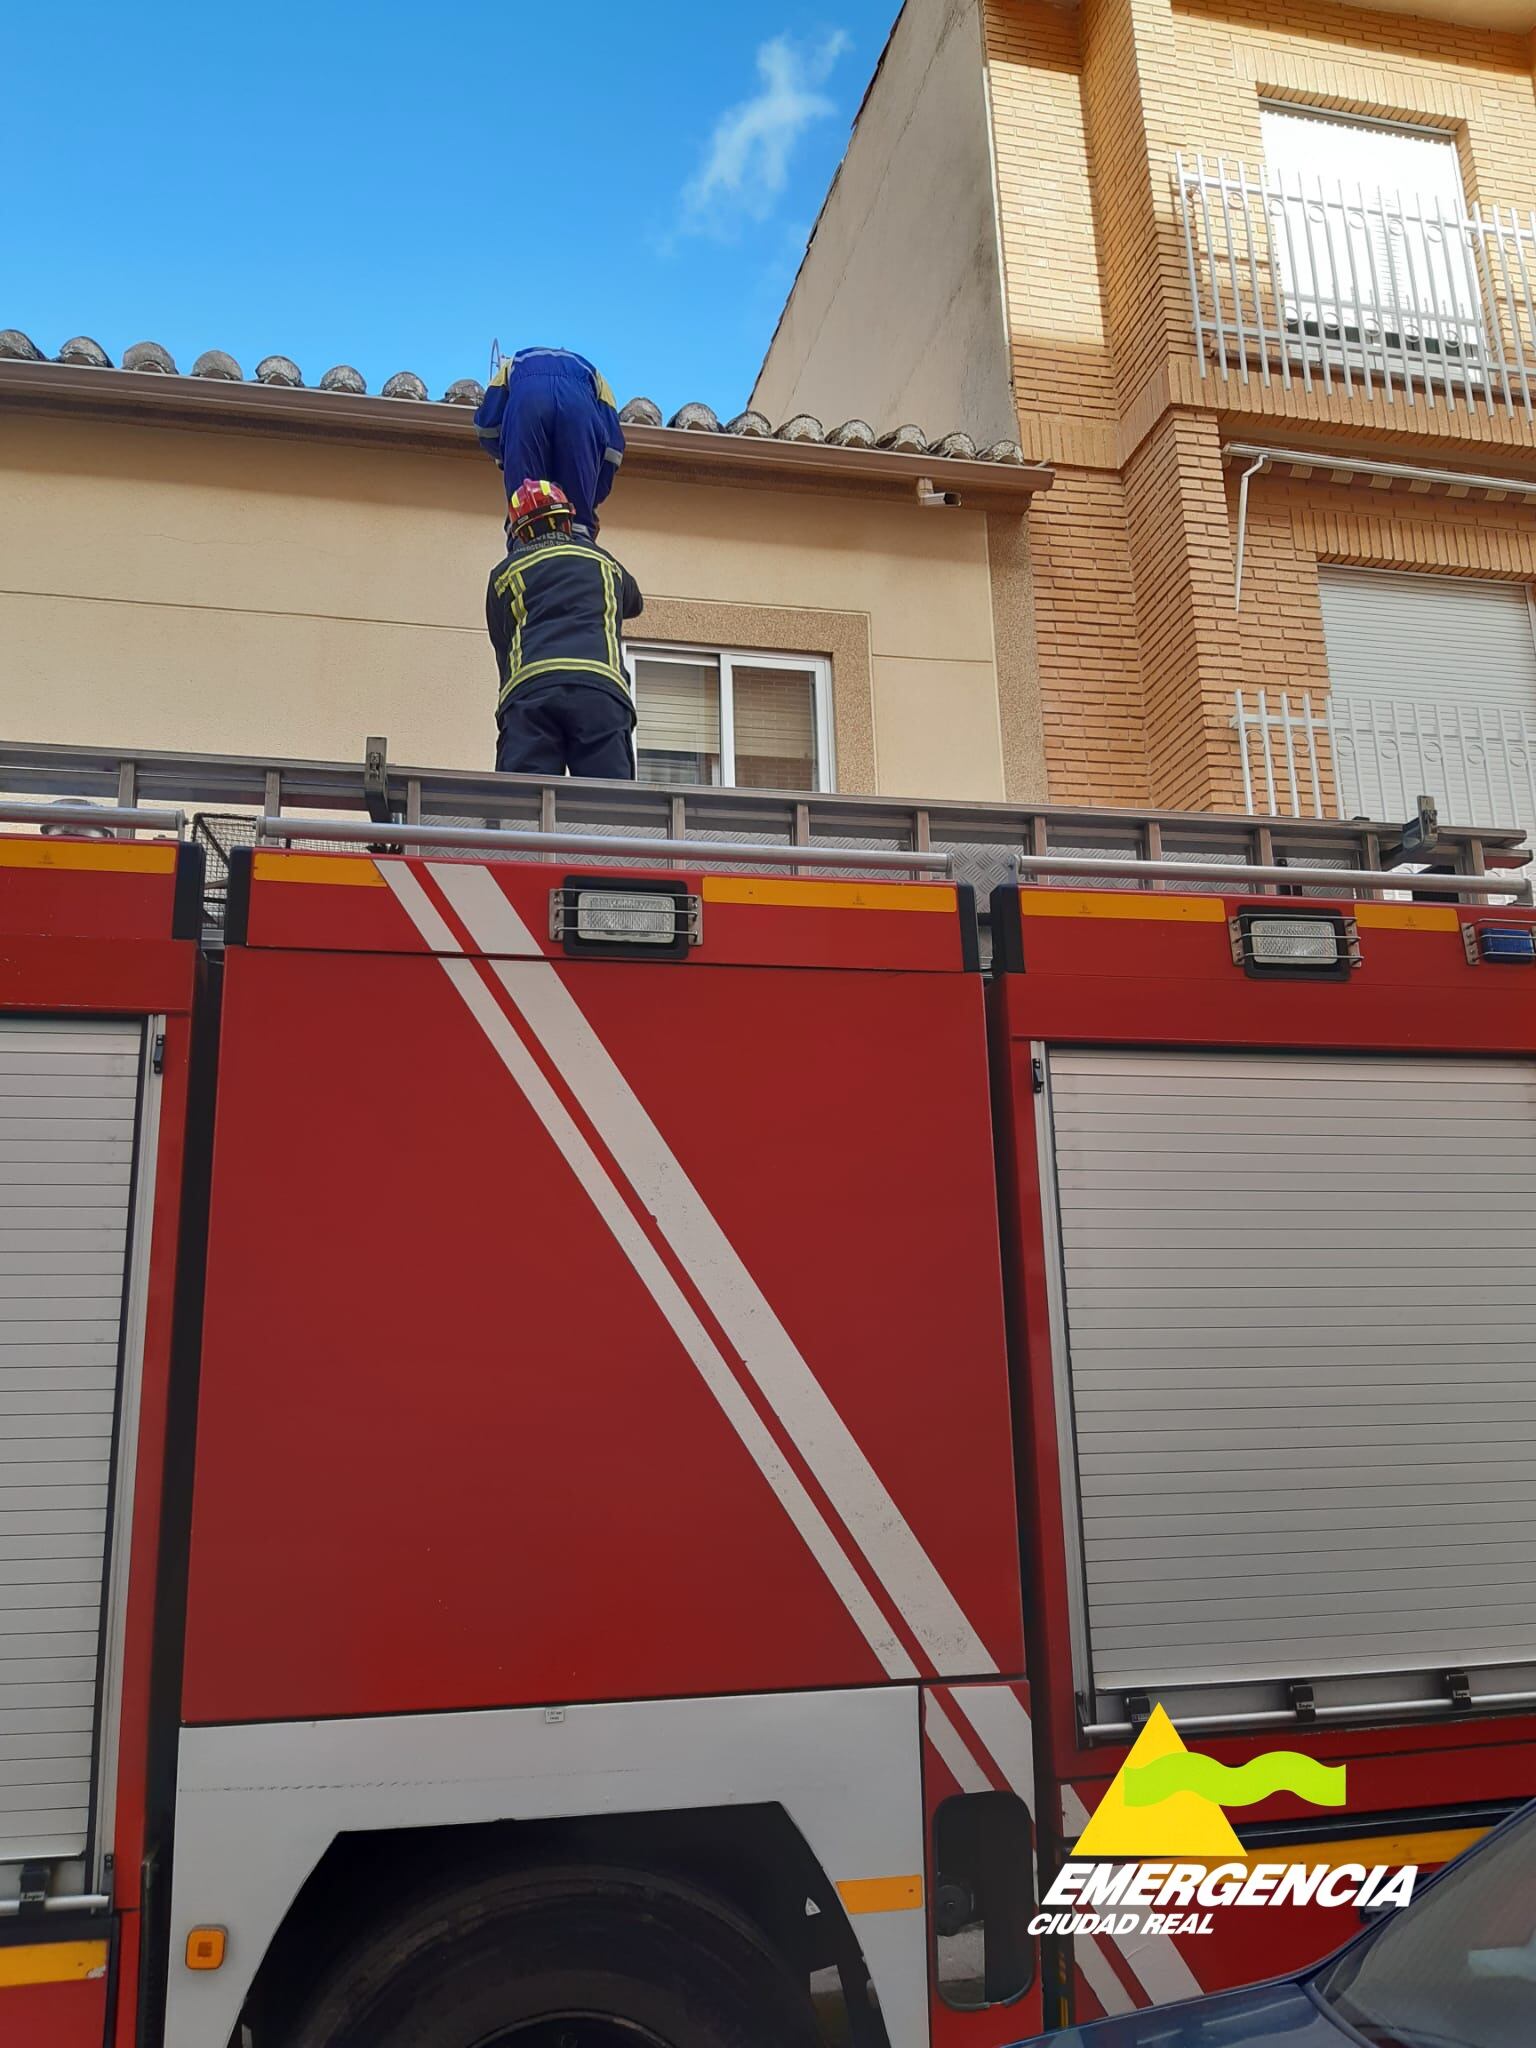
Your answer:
[0,410,1030,803]
[750,0,1018,448]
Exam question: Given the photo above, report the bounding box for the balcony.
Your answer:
[1176,155,1536,416]
[1233,687,1536,878]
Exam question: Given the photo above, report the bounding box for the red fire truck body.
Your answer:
[988,883,1536,2017]
[3,823,1535,2048]
[0,836,200,2048]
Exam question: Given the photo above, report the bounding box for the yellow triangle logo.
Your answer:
[1073,1705,1245,1856]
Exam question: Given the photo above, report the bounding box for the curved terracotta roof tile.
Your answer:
[122,340,176,374]
[57,336,111,368]
[668,401,720,432]
[192,348,243,380]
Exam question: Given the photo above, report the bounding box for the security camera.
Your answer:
[917,476,962,509]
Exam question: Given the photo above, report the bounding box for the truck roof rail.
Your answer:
[0,797,186,835]
[255,814,954,874]
[1,738,1529,905]
[1013,851,1533,902]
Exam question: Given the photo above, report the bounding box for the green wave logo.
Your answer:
[1123,1752,1347,1811]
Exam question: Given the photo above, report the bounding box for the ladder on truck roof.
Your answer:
[0,737,1529,926]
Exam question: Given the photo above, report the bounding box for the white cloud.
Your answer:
[679,31,851,239]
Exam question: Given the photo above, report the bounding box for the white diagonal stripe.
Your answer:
[382,887,915,1683]
[923,1693,990,1795]
[430,861,996,1680]
[1075,1932,1136,2018]
[949,1684,1035,1813]
[1061,1786,1201,2006]
[380,860,463,953]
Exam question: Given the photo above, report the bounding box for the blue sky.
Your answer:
[3,3,898,416]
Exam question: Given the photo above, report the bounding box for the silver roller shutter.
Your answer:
[0,1017,142,1865]
[1318,568,1536,853]
[1047,1047,1536,1697]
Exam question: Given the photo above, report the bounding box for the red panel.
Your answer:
[0,937,194,1016]
[0,1977,109,2048]
[183,942,1020,1722]
[107,1026,194,1915]
[240,851,969,973]
[0,837,186,943]
[1000,896,1536,1054]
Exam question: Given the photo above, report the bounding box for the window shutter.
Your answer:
[730,664,818,791]
[1318,568,1536,842]
[633,656,721,787]
[1260,108,1474,346]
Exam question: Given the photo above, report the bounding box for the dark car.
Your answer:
[1014,1797,1536,2048]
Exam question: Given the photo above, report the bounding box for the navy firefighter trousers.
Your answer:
[496,677,636,781]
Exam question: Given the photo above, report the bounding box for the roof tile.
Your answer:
[319,364,367,395]
[122,340,176,374]
[0,328,1029,465]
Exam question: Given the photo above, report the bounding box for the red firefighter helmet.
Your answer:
[507,477,575,542]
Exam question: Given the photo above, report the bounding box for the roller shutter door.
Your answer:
[1047,1047,1536,1695]
[0,1017,142,1865]
[1318,568,1536,847]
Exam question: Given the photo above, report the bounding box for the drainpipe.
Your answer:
[1231,450,1270,612]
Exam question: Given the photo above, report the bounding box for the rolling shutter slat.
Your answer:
[0,1018,139,1864]
[1049,1047,1536,1694]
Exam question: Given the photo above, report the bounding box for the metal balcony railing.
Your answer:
[1233,688,1536,879]
[1176,154,1536,412]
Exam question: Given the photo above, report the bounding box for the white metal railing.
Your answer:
[1176,153,1536,412]
[1233,688,1536,854]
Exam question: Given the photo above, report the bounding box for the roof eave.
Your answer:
[0,359,1051,507]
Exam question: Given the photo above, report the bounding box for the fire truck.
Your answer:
[2,739,1534,2048]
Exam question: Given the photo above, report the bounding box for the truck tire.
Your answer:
[283,1862,824,2048]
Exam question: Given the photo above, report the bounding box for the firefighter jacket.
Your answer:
[485,532,644,715]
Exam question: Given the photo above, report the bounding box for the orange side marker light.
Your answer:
[186,1926,227,1971]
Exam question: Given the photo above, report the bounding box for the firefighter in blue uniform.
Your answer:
[474,347,625,538]
[488,478,644,779]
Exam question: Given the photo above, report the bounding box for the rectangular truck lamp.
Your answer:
[1230,909,1359,981]
[550,878,702,957]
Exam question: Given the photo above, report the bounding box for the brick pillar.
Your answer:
[1122,410,1247,811]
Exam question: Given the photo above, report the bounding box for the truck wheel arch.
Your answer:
[235,1806,889,2048]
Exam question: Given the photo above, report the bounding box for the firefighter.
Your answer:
[474,347,625,538]
[488,477,644,779]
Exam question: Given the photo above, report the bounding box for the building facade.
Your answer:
[0,343,1049,806]
[756,0,1536,848]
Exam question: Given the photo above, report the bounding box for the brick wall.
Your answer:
[1030,468,1151,803]
[984,0,1119,463]
[980,0,1536,812]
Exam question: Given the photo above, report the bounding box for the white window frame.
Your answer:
[625,642,836,793]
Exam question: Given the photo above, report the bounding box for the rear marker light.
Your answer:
[1230,910,1359,980]
[1463,923,1536,965]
